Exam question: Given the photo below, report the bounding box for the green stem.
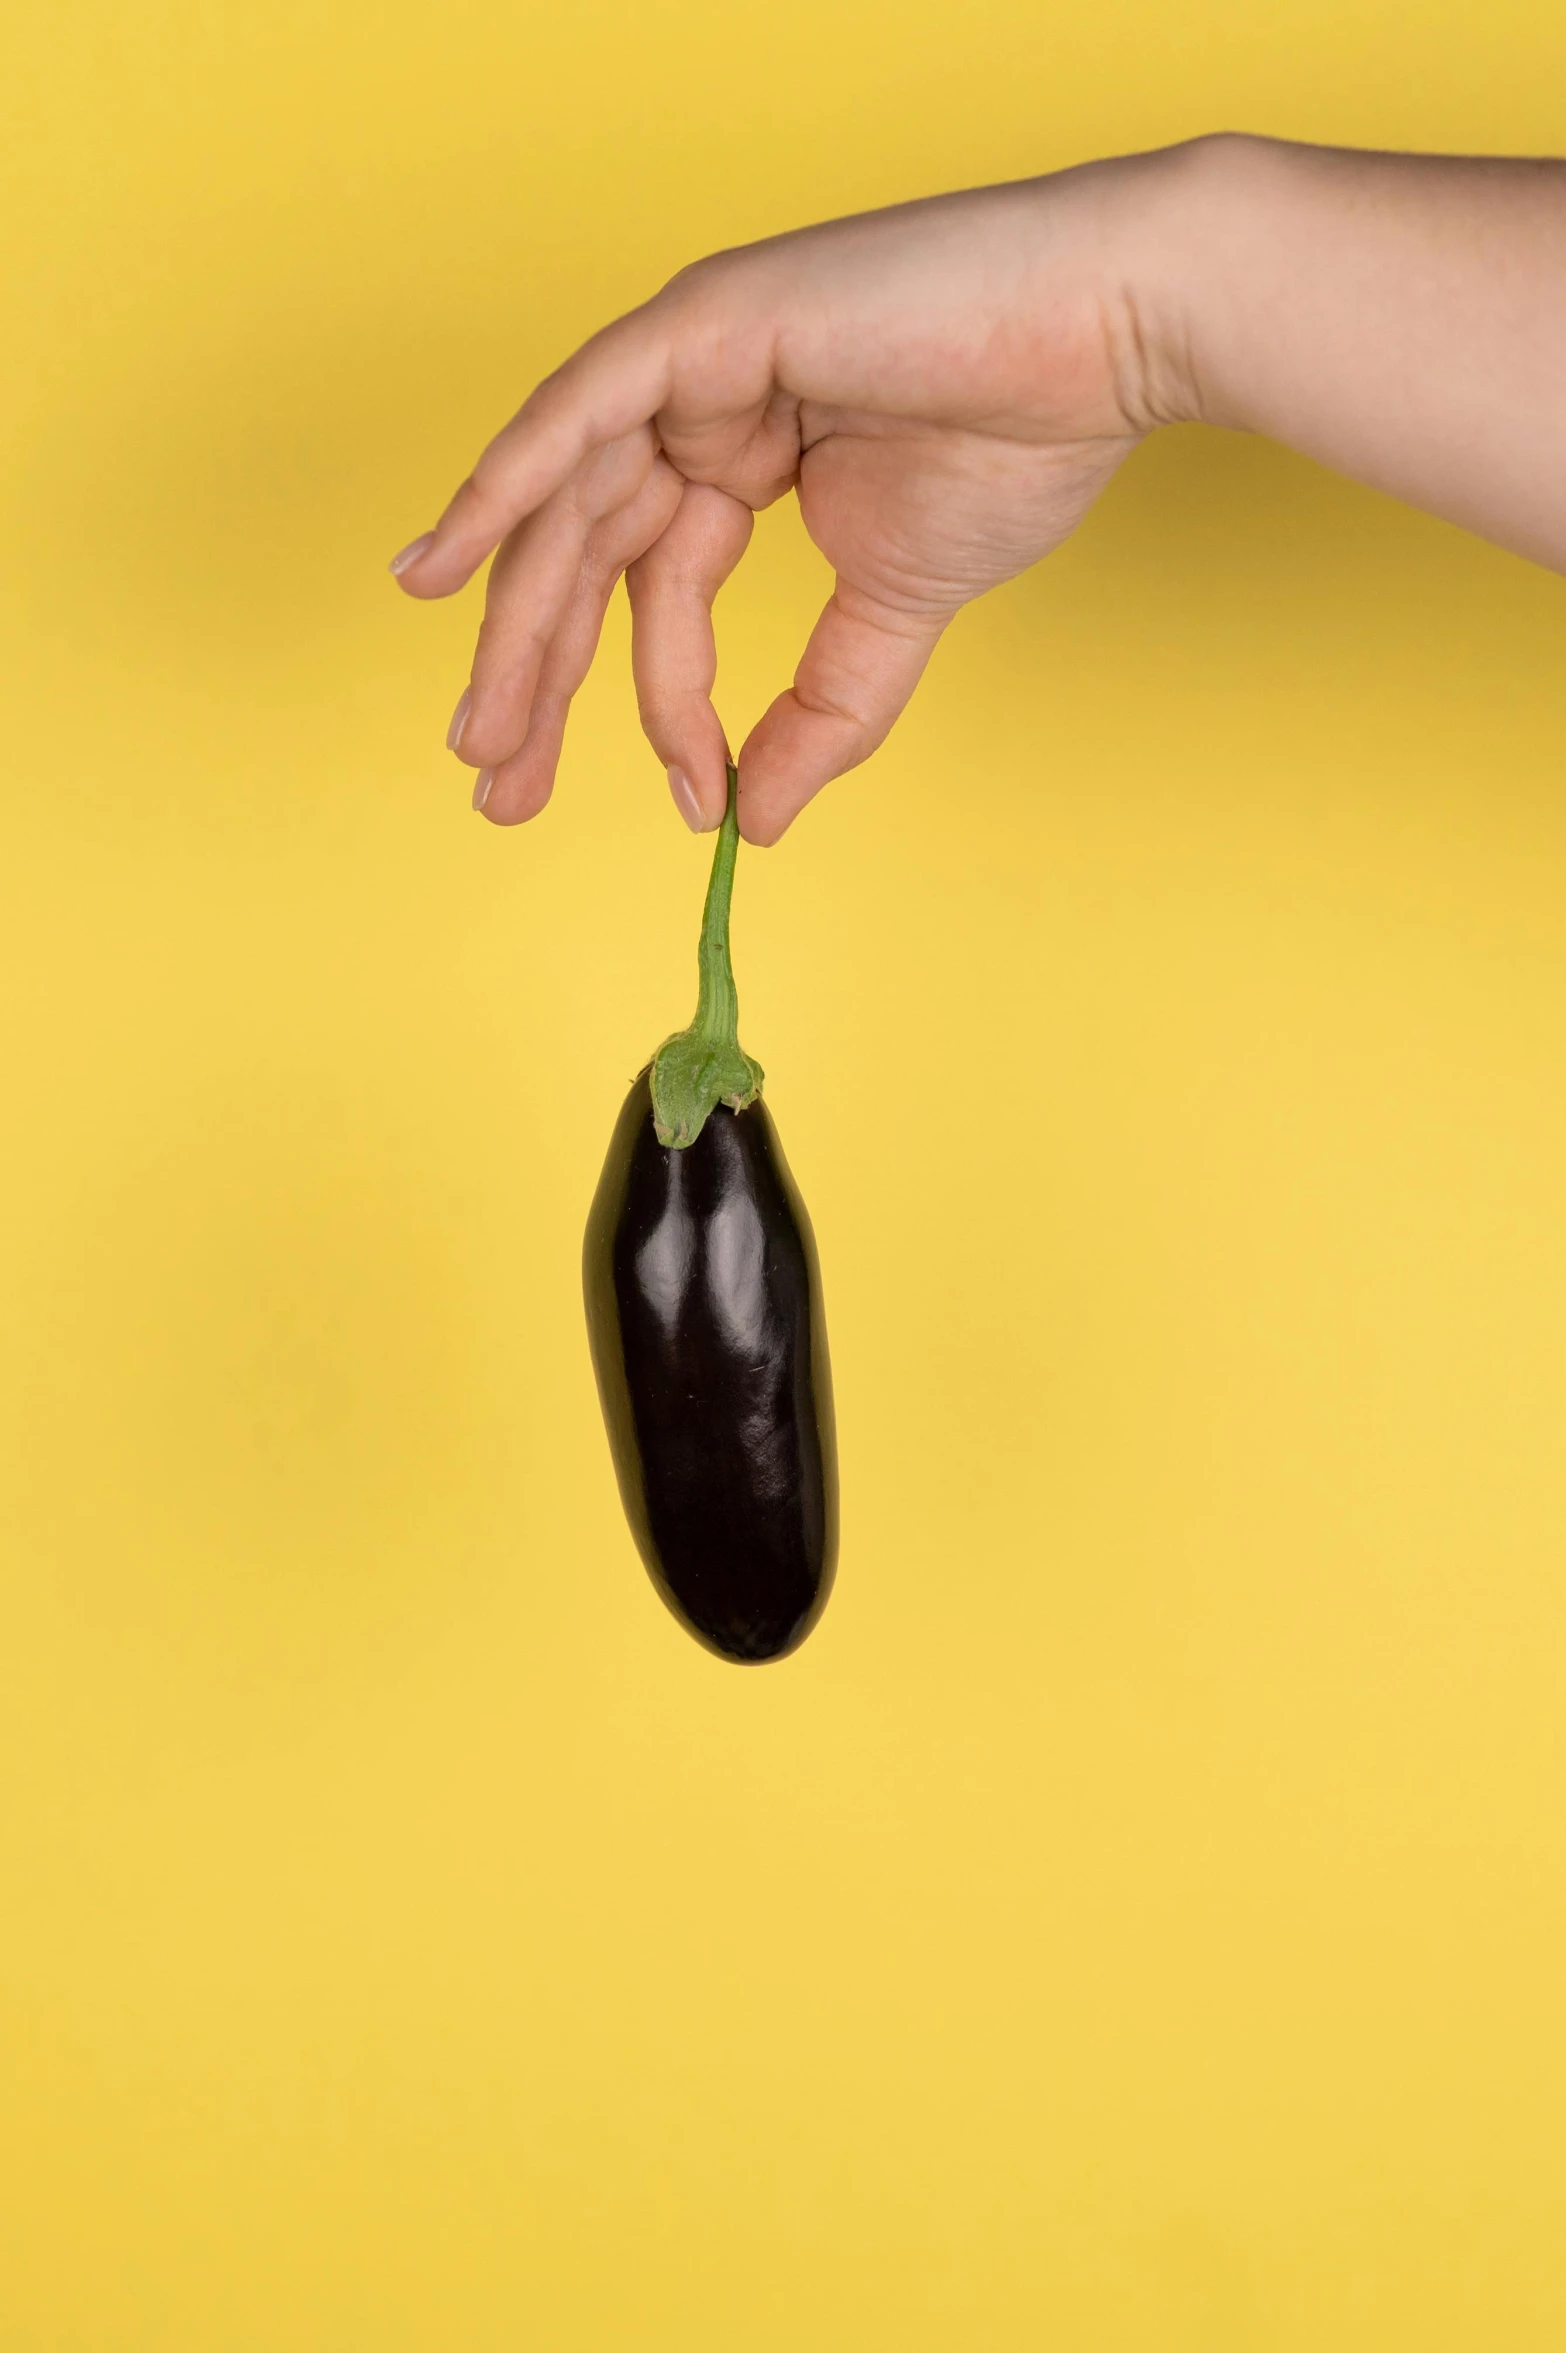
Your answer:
[650,764,765,1148]
[690,768,744,1047]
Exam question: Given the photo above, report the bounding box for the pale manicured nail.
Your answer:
[472,768,494,812]
[388,531,436,577]
[446,687,471,753]
[667,765,704,832]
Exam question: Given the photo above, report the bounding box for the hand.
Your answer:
[389,149,1189,842]
[392,135,1566,842]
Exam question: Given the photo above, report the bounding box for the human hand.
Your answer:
[392,134,1566,842]
[389,148,1191,842]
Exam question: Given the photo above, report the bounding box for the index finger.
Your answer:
[390,307,676,598]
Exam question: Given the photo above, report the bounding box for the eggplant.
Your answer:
[583,768,837,1662]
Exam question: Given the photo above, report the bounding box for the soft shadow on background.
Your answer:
[4,3,1566,2347]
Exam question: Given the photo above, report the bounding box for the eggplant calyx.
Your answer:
[651,763,765,1148]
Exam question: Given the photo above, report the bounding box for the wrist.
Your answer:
[1113,132,1279,432]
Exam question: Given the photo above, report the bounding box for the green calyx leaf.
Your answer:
[649,764,765,1150]
[650,1029,764,1150]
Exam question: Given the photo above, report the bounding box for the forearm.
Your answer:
[1141,135,1566,572]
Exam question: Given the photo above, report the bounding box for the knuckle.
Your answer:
[635,686,705,751]
[792,680,889,763]
[658,251,724,305]
[634,691,677,743]
[793,670,871,732]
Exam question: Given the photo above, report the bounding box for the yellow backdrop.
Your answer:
[4,3,1566,2346]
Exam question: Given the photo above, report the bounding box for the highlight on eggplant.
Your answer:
[582,767,837,1662]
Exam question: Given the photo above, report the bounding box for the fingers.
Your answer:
[627,483,755,830]
[468,454,686,825]
[456,428,669,778]
[735,582,950,845]
[470,566,616,826]
[391,312,674,600]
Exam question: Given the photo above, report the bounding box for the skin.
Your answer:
[390,133,1566,846]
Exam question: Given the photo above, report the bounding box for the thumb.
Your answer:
[735,582,950,845]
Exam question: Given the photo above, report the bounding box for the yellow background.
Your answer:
[4,3,1566,2345]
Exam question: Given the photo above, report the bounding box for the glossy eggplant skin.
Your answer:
[583,1070,837,1663]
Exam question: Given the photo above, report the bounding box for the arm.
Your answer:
[390,136,1566,844]
[1150,138,1566,574]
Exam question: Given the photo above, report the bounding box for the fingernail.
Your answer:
[446,687,471,753]
[472,768,494,812]
[388,531,436,577]
[667,765,704,832]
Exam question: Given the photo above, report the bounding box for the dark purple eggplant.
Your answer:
[583,768,837,1662]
